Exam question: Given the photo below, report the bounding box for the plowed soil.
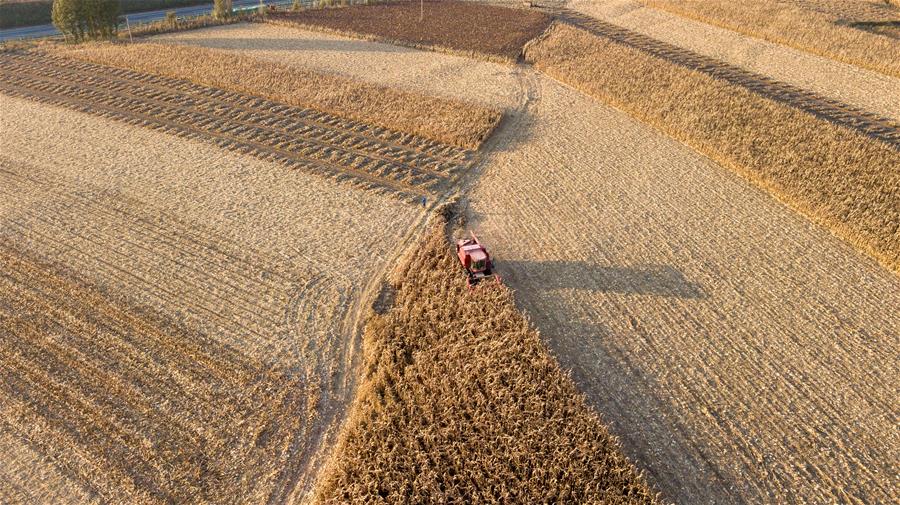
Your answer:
[0,90,423,504]
[54,40,500,150]
[267,0,553,62]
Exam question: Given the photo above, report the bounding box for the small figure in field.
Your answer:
[421,196,427,208]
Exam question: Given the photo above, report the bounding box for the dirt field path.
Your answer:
[569,0,900,122]
[468,71,900,504]
[0,92,423,504]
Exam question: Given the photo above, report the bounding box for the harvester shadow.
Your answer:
[503,260,705,299]
[170,38,411,53]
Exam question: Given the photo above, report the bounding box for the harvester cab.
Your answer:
[456,232,499,288]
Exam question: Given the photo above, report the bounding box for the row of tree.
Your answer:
[51,0,120,42]
[50,0,380,42]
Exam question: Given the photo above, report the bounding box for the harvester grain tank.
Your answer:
[456,231,500,288]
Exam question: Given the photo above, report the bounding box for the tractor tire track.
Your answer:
[0,75,431,199]
[32,51,474,164]
[0,244,319,504]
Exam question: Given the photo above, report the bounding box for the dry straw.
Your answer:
[526,23,900,274]
[647,0,900,77]
[314,210,657,504]
[55,42,501,149]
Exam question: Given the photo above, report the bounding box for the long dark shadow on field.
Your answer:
[503,260,705,299]
[170,38,412,53]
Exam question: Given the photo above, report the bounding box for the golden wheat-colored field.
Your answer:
[0,91,424,503]
[314,212,657,504]
[646,0,900,76]
[527,22,900,273]
[468,59,900,505]
[571,0,900,121]
[4,8,899,504]
[53,40,501,149]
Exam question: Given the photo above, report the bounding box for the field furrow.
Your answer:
[0,250,312,504]
[0,77,432,198]
[0,203,343,378]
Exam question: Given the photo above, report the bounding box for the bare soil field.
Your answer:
[267,0,553,62]
[314,213,656,504]
[468,66,900,505]
[0,79,424,503]
[646,0,900,76]
[570,0,900,122]
[528,22,900,273]
[52,42,500,149]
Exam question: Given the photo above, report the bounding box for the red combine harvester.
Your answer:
[456,232,500,288]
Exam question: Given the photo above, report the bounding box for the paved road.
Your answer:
[0,0,298,41]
